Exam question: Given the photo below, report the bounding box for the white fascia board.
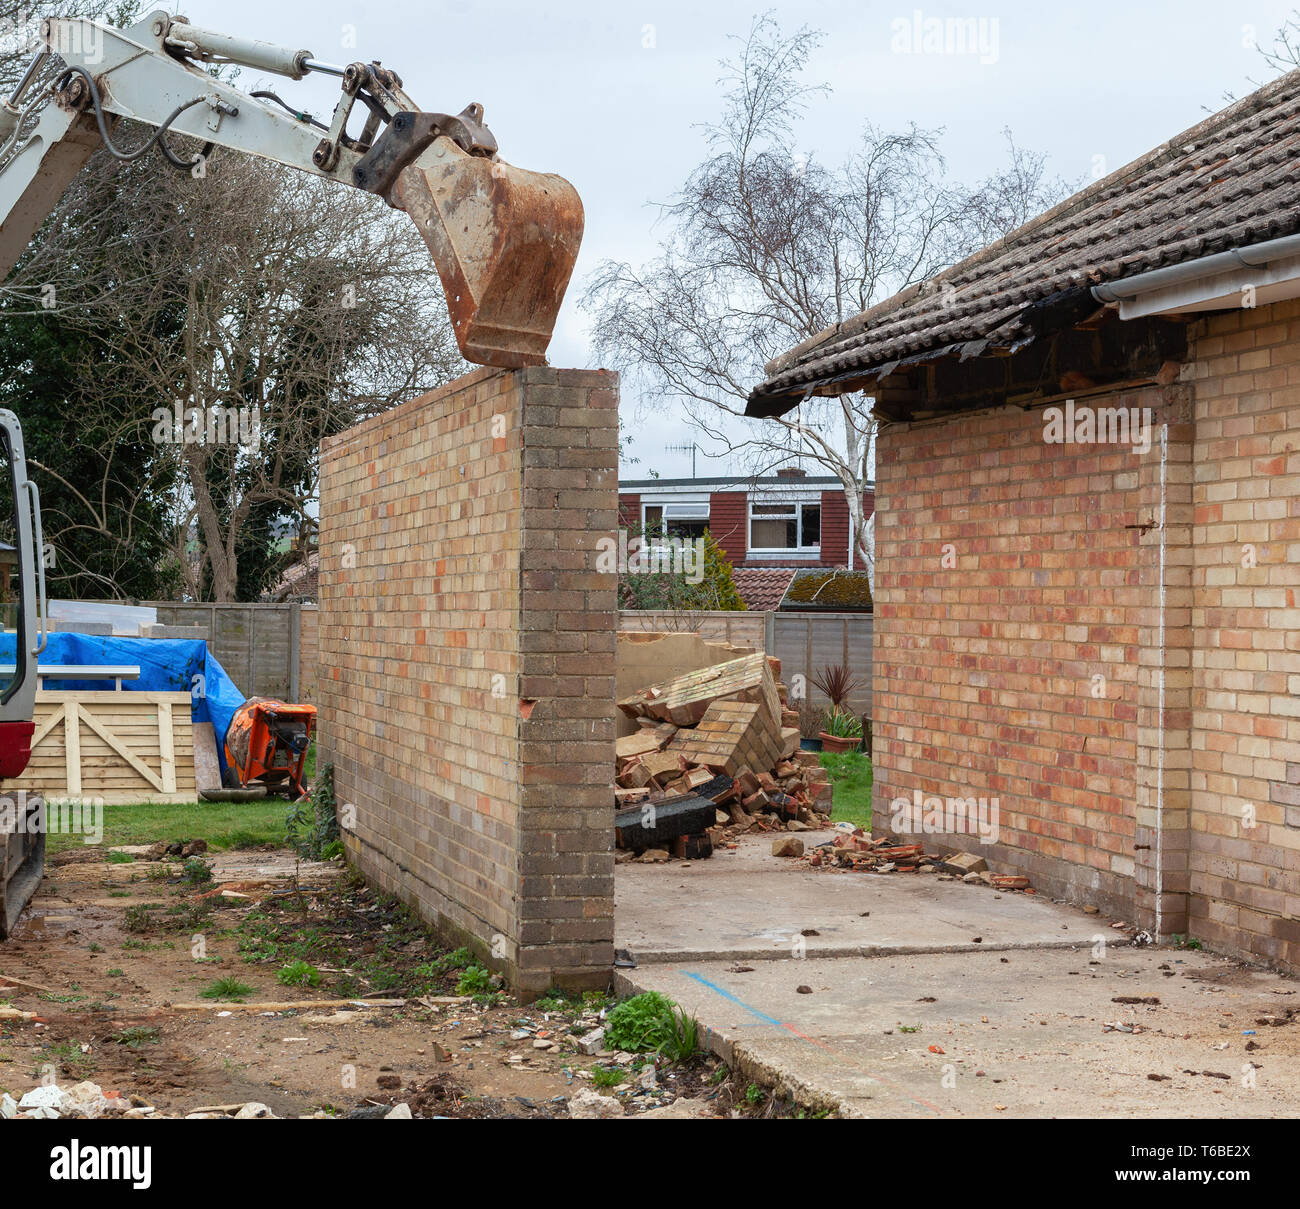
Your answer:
[749,489,824,505]
[633,485,713,505]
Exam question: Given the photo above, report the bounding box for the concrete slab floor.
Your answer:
[615,832,1300,1117]
[619,948,1300,1118]
[616,830,1094,962]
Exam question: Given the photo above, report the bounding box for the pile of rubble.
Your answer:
[2,1080,159,1120]
[614,653,833,861]
[796,827,1034,890]
[0,1078,292,1120]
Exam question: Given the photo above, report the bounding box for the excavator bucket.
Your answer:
[391,138,584,368]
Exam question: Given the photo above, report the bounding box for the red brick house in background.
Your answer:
[748,69,1300,975]
[619,468,874,609]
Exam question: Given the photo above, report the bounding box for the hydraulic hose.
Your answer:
[55,65,213,171]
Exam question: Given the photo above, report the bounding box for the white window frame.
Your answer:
[747,498,821,555]
[641,502,710,559]
[642,501,709,531]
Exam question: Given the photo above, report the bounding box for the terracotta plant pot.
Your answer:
[818,731,860,754]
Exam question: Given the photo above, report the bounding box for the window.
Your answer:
[643,502,709,540]
[749,501,820,552]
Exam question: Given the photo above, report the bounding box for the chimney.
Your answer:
[774,466,807,479]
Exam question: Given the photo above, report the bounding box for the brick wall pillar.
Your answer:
[319,365,617,996]
[708,491,748,564]
[1134,392,1194,937]
[515,371,619,992]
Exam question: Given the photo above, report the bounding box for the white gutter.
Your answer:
[1092,233,1300,320]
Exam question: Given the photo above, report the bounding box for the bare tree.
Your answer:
[1258,11,1300,73]
[7,137,463,600]
[0,1,462,600]
[584,15,1067,584]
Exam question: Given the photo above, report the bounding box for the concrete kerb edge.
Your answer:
[625,937,1107,964]
[613,969,855,1117]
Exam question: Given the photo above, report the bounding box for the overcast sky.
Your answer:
[209,0,1297,477]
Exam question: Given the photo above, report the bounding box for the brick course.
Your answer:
[318,365,618,994]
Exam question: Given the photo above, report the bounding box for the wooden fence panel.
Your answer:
[771,613,873,716]
[617,610,768,649]
[143,603,873,718]
[26,691,196,803]
[618,609,873,716]
[145,602,302,700]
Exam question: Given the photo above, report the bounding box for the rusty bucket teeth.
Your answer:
[390,137,584,369]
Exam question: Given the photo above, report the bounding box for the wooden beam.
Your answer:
[65,701,81,797]
[31,702,65,750]
[158,701,176,795]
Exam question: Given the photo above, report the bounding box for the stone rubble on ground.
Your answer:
[634,1097,712,1119]
[610,652,1049,899]
[567,1087,625,1119]
[7,1080,144,1120]
[1,1078,290,1120]
[798,825,1039,892]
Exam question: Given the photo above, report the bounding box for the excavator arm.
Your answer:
[0,9,584,366]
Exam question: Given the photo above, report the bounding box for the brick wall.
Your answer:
[872,390,1166,917]
[1186,300,1300,970]
[618,492,640,529]
[816,489,874,568]
[318,365,618,994]
[298,604,317,704]
[872,298,1300,974]
[819,490,850,567]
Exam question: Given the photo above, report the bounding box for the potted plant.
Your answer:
[819,707,862,753]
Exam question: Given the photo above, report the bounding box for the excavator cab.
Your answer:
[0,409,46,937]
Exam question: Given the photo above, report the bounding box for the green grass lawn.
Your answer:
[46,799,288,856]
[820,749,872,830]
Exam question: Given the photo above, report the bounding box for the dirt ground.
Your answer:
[9,839,1298,1121]
[0,846,734,1119]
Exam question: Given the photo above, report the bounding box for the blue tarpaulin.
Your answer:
[0,633,246,777]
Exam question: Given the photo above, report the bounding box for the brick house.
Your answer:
[619,469,874,600]
[748,71,1300,973]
